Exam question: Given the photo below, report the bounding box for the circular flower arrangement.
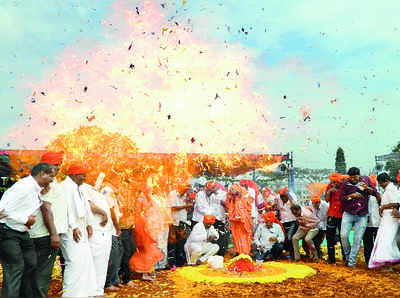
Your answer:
[176,254,316,284]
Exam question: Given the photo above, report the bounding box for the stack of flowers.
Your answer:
[225,254,259,273]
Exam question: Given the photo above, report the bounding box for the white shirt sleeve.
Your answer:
[276,224,285,243]
[194,191,212,216]
[253,225,262,247]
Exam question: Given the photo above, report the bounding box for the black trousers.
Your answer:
[0,224,37,297]
[363,227,378,265]
[167,225,187,267]
[282,221,298,259]
[32,235,59,297]
[105,236,124,287]
[119,229,136,284]
[326,216,345,263]
[254,242,285,261]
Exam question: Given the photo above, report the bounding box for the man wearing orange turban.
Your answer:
[30,152,67,297]
[277,185,297,260]
[253,212,285,261]
[184,215,219,265]
[324,173,345,264]
[226,184,253,255]
[59,162,97,297]
[192,179,228,256]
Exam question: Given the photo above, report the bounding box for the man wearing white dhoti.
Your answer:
[185,215,219,265]
[368,172,400,272]
[82,183,113,296]
[60,163,97,297]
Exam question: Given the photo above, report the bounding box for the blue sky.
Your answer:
[1,0,399,173]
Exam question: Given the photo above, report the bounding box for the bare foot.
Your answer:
[123,280,136,287]
[105,285,119,291]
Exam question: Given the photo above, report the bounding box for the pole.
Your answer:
[288,152,296,193]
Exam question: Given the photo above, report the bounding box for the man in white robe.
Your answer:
[60,163,96,297]
[185,215,219,265]
[81,183,113,296]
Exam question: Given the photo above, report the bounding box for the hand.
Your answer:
[50,233,61,249]
[100,213,108,227]
[116,228,122,238]
[392,208,400,218]
[25,216,36,229]
[348,192,362,200]
[87,225,93,239]
[0,209,7,220]
[269,237,277,242]
[41,184,51,196]
[73,228,82,243]
[208,235,217,242]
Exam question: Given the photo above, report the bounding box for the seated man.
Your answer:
[253,212,285,261]
[184,215,219,265]
[291,204,320,262]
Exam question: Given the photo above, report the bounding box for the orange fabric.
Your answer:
[67,163,88,175]
[40,152,63,165]
[397,170,400,182]
[226,184,253,254]
[130,194,163,273]
[204,181,217,190]
[329,173,343,183]
[369,175,377,187]
[307,182,327,203]
[277,186,288,195]
[263,211,285,238]
[177,184,191,194]
[240,179,260,202]
[311,196,321,203]
[203,214,216,224]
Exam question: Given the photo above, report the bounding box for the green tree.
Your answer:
[335,147,346,174]
[384,142,400,181]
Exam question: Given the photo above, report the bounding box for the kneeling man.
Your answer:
[254,212,285,261]
[184,215,219,265]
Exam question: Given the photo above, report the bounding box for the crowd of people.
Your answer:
[0,151,399,297]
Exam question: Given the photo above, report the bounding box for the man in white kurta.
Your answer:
[369,173,400,271]
[184,215,219,265]
[81,183,113,296]
[60,164,96,297]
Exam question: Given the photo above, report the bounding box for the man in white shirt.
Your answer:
[82,183,113,296]
[192,181,228,256]
[277,187,298,260]
[168,185,192,268]
[0,163,54,297]
[184,215,219,265]
[30,152,68,297]
[59,163,97,297]
[307,197,329,259]
[254,212,285,261]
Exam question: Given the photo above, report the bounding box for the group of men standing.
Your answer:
[0,152,136,297]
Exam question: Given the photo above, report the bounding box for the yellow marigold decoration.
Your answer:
[176,261,316,284]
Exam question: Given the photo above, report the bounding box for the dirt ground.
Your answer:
[1,248,400,297]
